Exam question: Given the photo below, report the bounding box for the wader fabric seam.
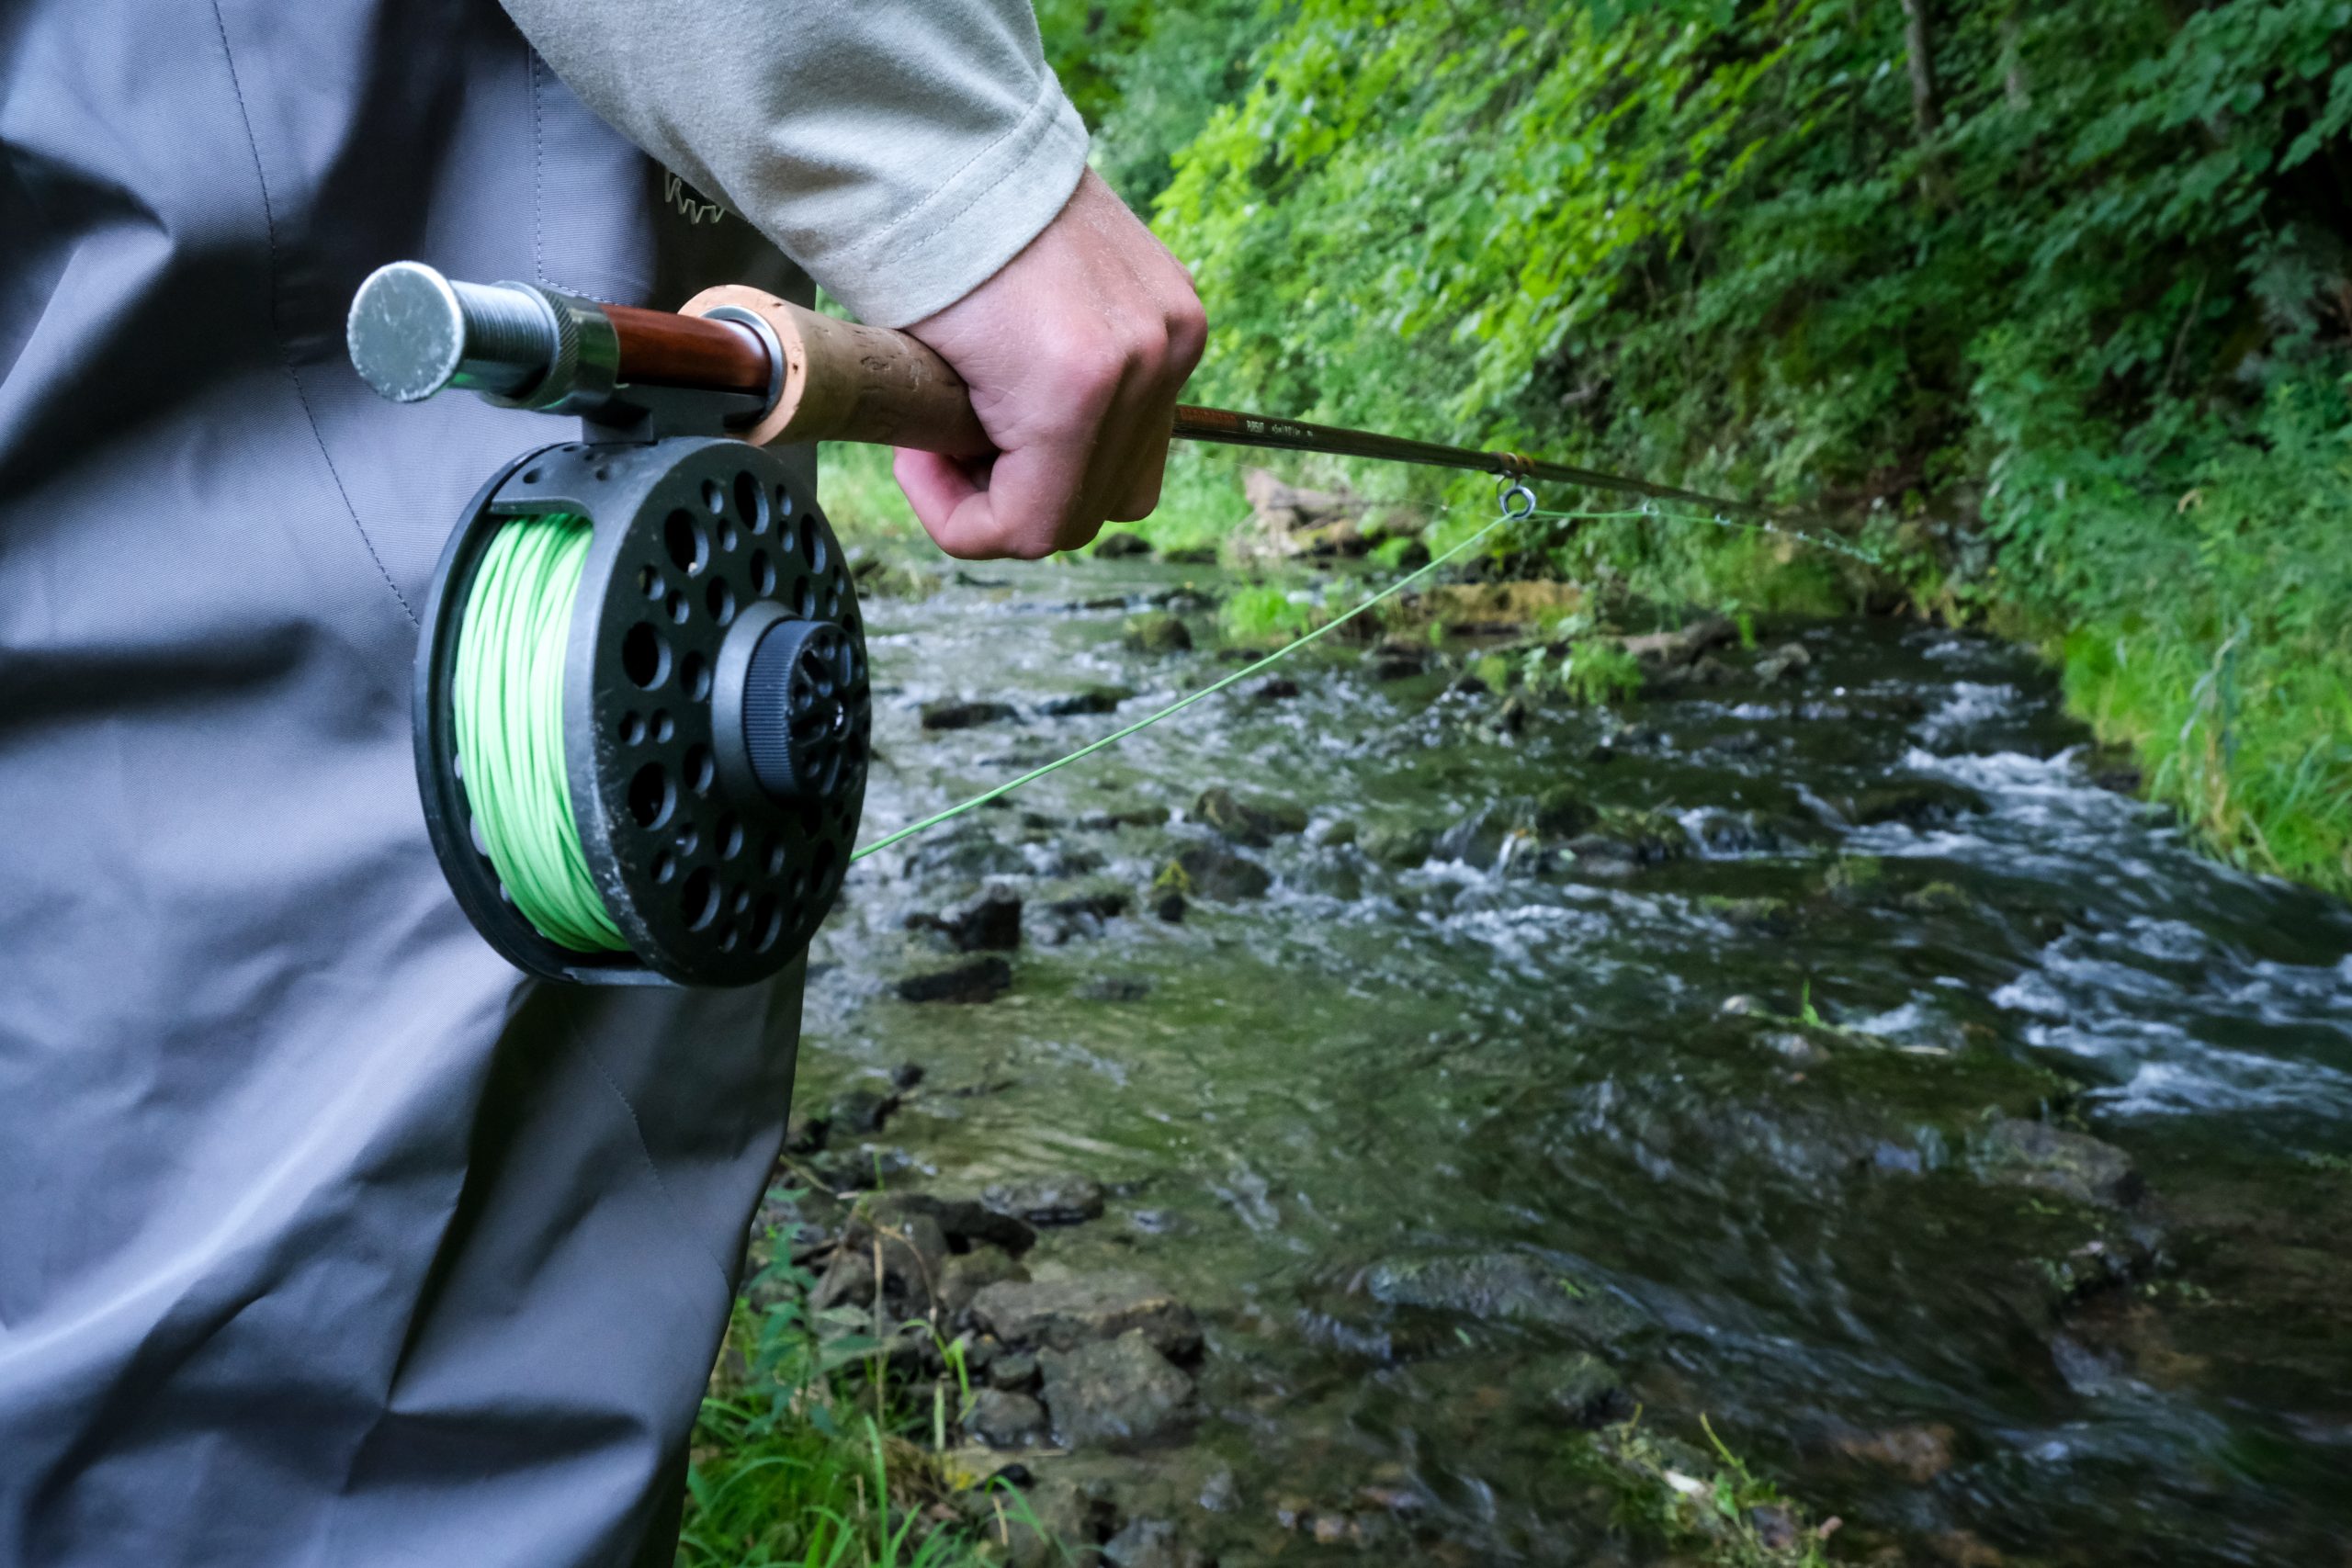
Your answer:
[560,998,739,1289]
[206,0,418,629]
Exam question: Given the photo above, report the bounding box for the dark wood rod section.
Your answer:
[606,304,773,398]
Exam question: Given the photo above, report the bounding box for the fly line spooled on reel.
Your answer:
[415,436,866,986]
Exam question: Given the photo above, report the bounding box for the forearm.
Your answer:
[498,0,1091,327]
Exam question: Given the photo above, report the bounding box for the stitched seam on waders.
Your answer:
[529,49,546,288]
[208,0,419,627]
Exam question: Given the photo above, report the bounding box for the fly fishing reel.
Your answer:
[414,436,866,986]
[352,263,890,987]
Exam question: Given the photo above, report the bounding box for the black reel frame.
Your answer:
[415,435,869,987]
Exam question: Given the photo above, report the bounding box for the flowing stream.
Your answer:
[789,552,2352,1565]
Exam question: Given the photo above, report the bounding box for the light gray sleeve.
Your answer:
[499,0,1091,327]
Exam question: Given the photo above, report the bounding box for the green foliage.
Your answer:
[1046,0,2352,892]
[1522,636,1645,706]
[1563,1411,1833,1566]
[677,1221,1005,1568]
[1219,581,1323,644]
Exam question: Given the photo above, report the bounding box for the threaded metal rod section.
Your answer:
[348,262,557,403]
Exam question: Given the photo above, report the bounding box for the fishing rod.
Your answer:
[345,263,1799,991]
[346,262,1778,521]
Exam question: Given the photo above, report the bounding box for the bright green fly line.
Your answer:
[455,515,628,952]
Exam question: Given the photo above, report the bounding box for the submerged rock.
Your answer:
[1361,824,1437,867]
[920,698,1019,731]
[907,888,1022,952]
[903,829,1029,880]
[1531,784,1598,840]
[827,1085,901,1137]
[1077,976,1152,1002]
[1194,786,1308,845]
[1754,641,1813,682]
[1357,1251,1646,1347]
[1829,1422,1957,1483]
[1124,611,1193,653]
[1973,1117,2143,1207]
[1101,1517,1207,1568]
[985,1175,1107,1226]
[969,1271,1202,1358]
[1043,685,1135,716]
[1522,1350,1630,1428]
[1166,842,1272,901]
[1838,777,1990,828]
[1079,804,1172,830]
[1040,1331,1197,1450]
[896,957,1012,1004]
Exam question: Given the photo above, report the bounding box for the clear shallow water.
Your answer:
[797,557,2352,1564]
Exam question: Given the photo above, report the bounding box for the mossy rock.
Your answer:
[1123,611,1193,653]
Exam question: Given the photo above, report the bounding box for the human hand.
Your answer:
[891,169,1207,559]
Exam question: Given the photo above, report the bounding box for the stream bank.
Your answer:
[727,544,2352,1566]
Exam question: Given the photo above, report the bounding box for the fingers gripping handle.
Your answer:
[682,286,991,458]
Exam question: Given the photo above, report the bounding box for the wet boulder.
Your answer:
[939,1248,1031,1319]
[1754,641,1812,682]
[920,698,1019,731]
[1361,824,1436,867]
[1123,612,1193,653]
[1194,786,1307,846]
[1093,531,1152,558]
[1623,614,1736,671]
[1531,784,1598,840]
[1564,808,1690,869]
[811,1209,948,1316]
[1079,804,1172,830]
[1036,888,1130,945]
[1165,842,1272,901]
[903,828,1030,879]
[906,888,1022,952]
[986,1175,1108,1226]
[1043,685,1135,716]
[854,1191,1037,1257]
[1040,1330,1197,1450]
[1432,807,1532,872]
[827,1084,901,1136]
[896,956,1012,1003]
[1837,777,1990,828]
[987,1349,1040,1391]
[1972,1117,2143,1208]
[968,1271,1203,1359]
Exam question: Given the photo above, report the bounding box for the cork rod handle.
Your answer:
[681,286,992,458]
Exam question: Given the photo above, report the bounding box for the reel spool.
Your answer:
[414,435,868,987]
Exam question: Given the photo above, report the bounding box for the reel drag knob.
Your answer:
[739,619,858,799]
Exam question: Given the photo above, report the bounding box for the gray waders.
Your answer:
[0,5,810,1562]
